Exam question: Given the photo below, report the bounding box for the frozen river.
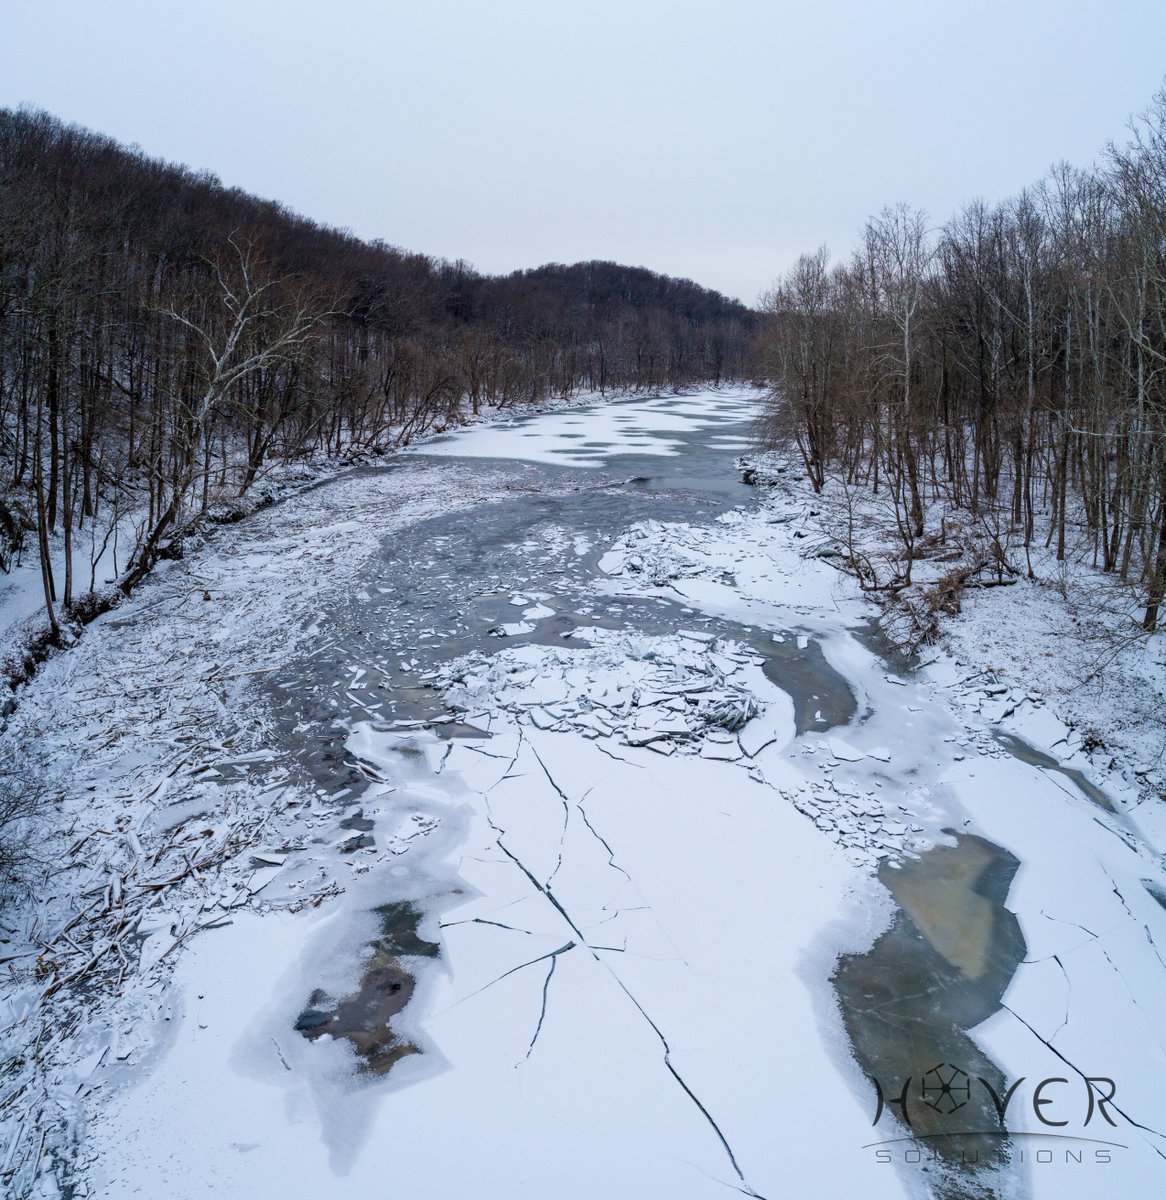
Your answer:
[58,387,1166,1199]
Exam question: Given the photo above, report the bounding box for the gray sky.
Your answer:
[2,0,1164,304]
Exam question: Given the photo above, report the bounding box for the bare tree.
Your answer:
[122,235,326,589]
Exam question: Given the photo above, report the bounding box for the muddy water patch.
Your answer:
[833,832,1027,1197]
[295,900,441,1075]
[759,632,855,732]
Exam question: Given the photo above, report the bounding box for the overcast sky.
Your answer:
[1,0,1164,304]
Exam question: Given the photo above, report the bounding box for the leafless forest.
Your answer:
[760,91,1166,633]
[0,108,754,654]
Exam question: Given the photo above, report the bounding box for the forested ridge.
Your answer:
[760,88,1166,635]
[0,107,755,652]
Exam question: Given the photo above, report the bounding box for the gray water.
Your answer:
[993,732,1116,813]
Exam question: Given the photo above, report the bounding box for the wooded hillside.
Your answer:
[0,107,755,643]
[759,89,1166,633]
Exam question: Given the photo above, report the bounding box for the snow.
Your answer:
[5,387,1166,1199]
[0,503,132,648]
[86,714,898,1200]
[409,390,762,468]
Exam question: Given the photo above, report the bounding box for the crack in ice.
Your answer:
[527,742,571,888]
[1001,1002,1166,1156]
[440,917,537,936]
[522,952,563,1062]
[481,798,764,1196]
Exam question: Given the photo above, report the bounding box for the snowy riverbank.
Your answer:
[735,446,1166,828]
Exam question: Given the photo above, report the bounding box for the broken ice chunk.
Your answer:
[701,741,742,761]
[738,723,777,758]
[827,738,865,762]
[529,707,558,730]
[489,621,535,637]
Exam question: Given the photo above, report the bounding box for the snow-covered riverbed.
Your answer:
[6,387,1166,1199]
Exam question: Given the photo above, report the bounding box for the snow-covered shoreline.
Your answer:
[734,446,1166,821]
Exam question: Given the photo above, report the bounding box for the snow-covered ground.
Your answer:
[4,386,1166,1199]
[736,447,1166,826]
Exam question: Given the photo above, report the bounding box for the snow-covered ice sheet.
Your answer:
[87,716,900,1200]
[407,388,761,468]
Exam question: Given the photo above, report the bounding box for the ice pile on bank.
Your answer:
[595,512,850,623]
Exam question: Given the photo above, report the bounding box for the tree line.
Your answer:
[759,88,1166,632]
[0,107,755,650]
